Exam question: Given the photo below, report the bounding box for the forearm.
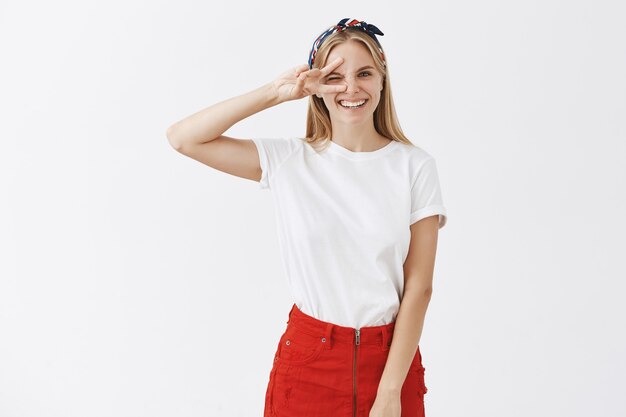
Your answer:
[376,287,432,395]
[166,82,282,149]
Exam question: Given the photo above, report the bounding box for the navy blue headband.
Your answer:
[308,18,385,70]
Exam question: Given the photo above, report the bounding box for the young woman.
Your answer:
[167,17,447,417]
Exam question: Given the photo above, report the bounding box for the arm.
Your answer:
[377,214,439,395]
[166,82,281,150]
[166,57,347,150]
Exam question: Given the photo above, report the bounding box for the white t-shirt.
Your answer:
[251,137,447,328]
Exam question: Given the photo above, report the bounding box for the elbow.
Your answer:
[166,125,182,150]
[404,285,433,299]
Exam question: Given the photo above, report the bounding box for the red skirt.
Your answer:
[264,303,428,417]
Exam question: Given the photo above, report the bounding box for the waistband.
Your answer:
[286,303,396,351]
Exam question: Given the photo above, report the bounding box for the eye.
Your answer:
[325,72,372,82]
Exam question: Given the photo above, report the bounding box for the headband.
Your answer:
[307,17,385,70]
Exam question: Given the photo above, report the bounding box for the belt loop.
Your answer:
[324,323,333,350]
[381,325,389,351]
[287,303,296,324]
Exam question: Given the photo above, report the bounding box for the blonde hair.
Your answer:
[304,29,414,152]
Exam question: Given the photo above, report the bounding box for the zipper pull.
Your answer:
[355,329,360,345]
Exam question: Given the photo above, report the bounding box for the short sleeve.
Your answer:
[410,157,448,229]
[250,137,300,190]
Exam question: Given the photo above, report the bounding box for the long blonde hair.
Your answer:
[304,29,413,152]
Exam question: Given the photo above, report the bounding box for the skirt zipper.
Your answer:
[353,328,360,417]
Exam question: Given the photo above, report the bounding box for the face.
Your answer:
[318,40,384,124]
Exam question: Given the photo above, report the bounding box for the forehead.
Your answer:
[325,40,375,70]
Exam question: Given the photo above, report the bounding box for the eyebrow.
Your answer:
[326,65,375,76]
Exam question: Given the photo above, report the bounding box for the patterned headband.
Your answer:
[307,17,385,69]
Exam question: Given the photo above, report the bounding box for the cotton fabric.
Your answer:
[251,137,447,328]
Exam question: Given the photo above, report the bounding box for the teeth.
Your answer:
[340,99,366,108]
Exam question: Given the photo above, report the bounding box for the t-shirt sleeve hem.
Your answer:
[410,206,448,229]
[250,138,269,189]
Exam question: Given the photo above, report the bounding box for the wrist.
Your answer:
[376,384,402,397]
[264,81,283,106]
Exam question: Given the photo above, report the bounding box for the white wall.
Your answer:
[1,0,625,416]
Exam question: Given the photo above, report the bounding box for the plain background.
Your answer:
[1,0,625,416]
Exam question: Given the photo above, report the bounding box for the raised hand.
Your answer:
[271,57,348,103]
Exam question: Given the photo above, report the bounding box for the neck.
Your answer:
[330,119,387,152]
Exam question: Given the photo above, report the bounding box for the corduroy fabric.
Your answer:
[264,303,428,417]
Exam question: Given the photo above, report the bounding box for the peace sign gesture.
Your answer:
[272,57,347,103]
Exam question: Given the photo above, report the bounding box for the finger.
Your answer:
[294,63,309,76]
[294,76,304,95]
[307,68,321,77]
[319,57,344,76]
[318,84,347,94]
[295,72,307,91]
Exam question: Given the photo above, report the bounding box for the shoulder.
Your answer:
[392,140,437,166]
[251,136,304,148]
[251,137,305,189]
[251,136,304,157]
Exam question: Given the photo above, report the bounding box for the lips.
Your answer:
[338,99,368,108]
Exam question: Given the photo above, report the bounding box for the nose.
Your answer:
[343,75,360,93]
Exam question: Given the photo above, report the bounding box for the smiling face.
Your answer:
[318,40,384,125]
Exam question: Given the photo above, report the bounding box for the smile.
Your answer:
[339,99,368,109]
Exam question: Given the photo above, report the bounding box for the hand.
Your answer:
[368,391,401,417]
[271,57,348,103]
